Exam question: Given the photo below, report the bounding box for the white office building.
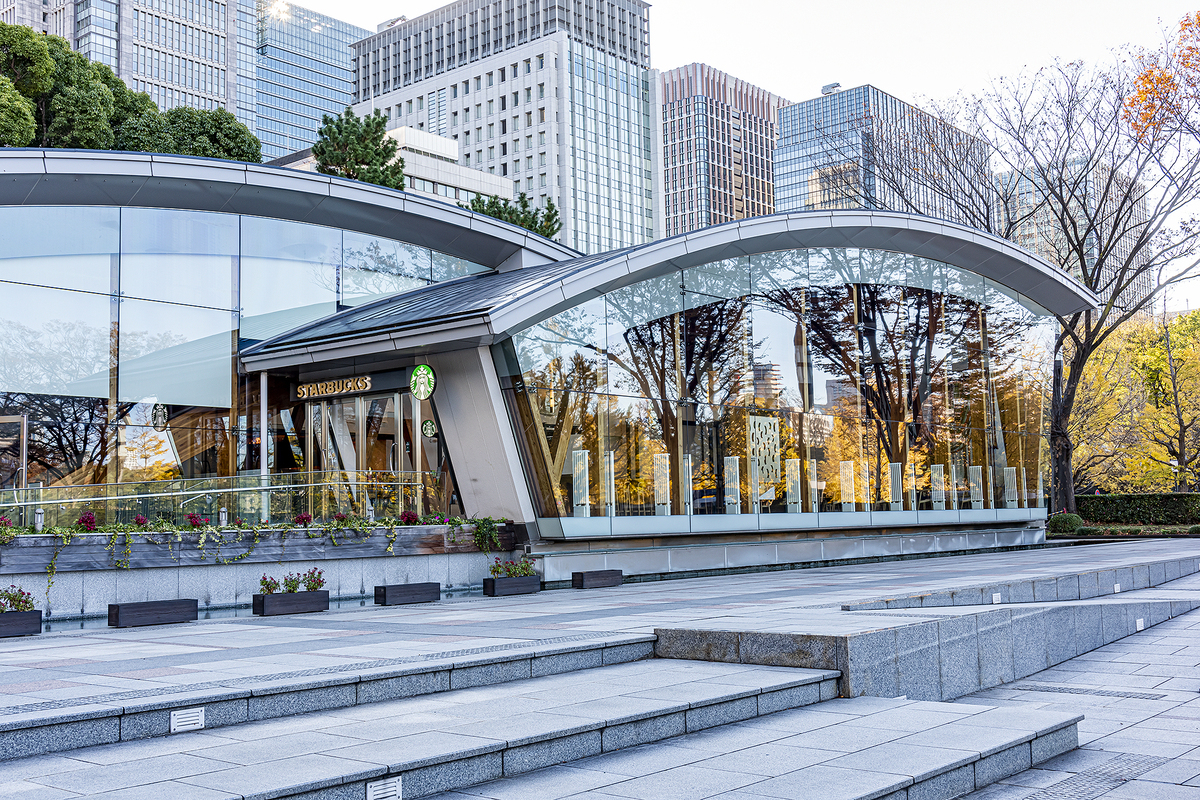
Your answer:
[269,126,514,206]
[350,0,660,253]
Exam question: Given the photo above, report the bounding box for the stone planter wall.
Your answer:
[0,525,518,618]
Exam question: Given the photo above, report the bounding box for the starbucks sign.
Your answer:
[421,419,438,438]
[410,364,436,400]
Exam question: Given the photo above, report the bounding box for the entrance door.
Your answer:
[0,415,28,490]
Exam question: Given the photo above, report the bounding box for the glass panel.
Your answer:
[120,208,237,309]
[511,297,607,393]
[607,272,683,399]
[432,251,490,282]
[341,232,431,306]
[362,394,399,471]
[239,216,339,341]
[0,284,111,397]
[118,298,233,407]
[0,206,118,293]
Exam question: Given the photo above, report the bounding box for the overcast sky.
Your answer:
[295,0,1200,309]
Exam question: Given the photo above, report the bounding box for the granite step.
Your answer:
[419,695,1083,800]
[0,659,841,799]
[0,632,658,761]
[654,592,1200,702]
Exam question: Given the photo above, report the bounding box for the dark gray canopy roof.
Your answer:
[241,210,1099,371]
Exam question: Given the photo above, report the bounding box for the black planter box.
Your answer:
[572,570,623,589]
[374,582,441,605]
[108,599,198,628]
[252,590,329,616]
[483,576,540,597]
[0,610,41,638]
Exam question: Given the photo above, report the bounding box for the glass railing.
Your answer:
[0,471,447,530]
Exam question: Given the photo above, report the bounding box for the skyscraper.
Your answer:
[773,84,991,227]
[243,1,367,159]
[350,0,660,253]
[660,63,789,237]
[3,0,362,156]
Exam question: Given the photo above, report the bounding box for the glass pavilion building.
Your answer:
[0,150,1096,581]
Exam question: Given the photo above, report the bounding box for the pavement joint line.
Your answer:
[1005,684,1168,700]
[0,630,636,718]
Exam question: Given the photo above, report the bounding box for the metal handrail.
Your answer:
[0,472,437,511]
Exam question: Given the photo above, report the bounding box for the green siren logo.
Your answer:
[410,364,436,400]
[421,419,437,437]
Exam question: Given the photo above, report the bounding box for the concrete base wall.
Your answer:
[9,550,493,619]
[534,527,1045,584]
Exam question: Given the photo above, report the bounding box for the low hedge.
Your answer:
[1076,493,1200,525]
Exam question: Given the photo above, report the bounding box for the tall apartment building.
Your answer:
[240,1,367,159]
[774,84,990,227]
[659,63,789,237]
[350,0,660,253]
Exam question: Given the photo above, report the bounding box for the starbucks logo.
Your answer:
[410,364,436,400]
[421,419,437,438]
[151,404,169,432]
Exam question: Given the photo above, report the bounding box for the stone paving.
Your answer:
[0,541,1197,713]
[955,574,1200,799]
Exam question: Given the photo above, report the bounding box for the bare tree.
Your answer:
[813,52,1200,512]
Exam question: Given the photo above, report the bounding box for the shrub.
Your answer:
[1076,493,1200,525]
[1120,527,1143,535]
[1047,513,1084,533]
[399,510,420,525]
[0,585,34,612]
[490,556,536,578]
[301,567,325,592]
[1189,525,1200,535]
[259,574,280,594]
[1076,526,1100,535]
[282,573,301,593]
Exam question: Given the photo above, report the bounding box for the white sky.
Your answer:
[295,0,1200,309]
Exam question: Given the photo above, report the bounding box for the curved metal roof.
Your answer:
[0,149,580,269]
[242,210,1099,370]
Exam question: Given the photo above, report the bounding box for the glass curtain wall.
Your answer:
[504,248,1053,527]
[0,206,488,491]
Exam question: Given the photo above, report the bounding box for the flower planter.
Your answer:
[374,583,441,605]
[0,610,42,637]
[483,576,540,597]
[252,590,329,616]
[108,599,198,628]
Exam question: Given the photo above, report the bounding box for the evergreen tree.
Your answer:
[0,74,33,146]
[0,22,261,161]
[461,192,563,239]
[312,107,405,189]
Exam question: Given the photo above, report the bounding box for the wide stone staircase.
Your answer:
[6,551,1200,799]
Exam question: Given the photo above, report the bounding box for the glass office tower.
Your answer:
[774,85,990,226]
[251,1,368,160]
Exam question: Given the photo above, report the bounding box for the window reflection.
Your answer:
[507,246,1054,521]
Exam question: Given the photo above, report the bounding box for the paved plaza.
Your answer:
[1,541,1197,711]
[0,540,1199,798]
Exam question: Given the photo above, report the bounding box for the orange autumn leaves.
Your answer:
[1125,12,1200,140]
